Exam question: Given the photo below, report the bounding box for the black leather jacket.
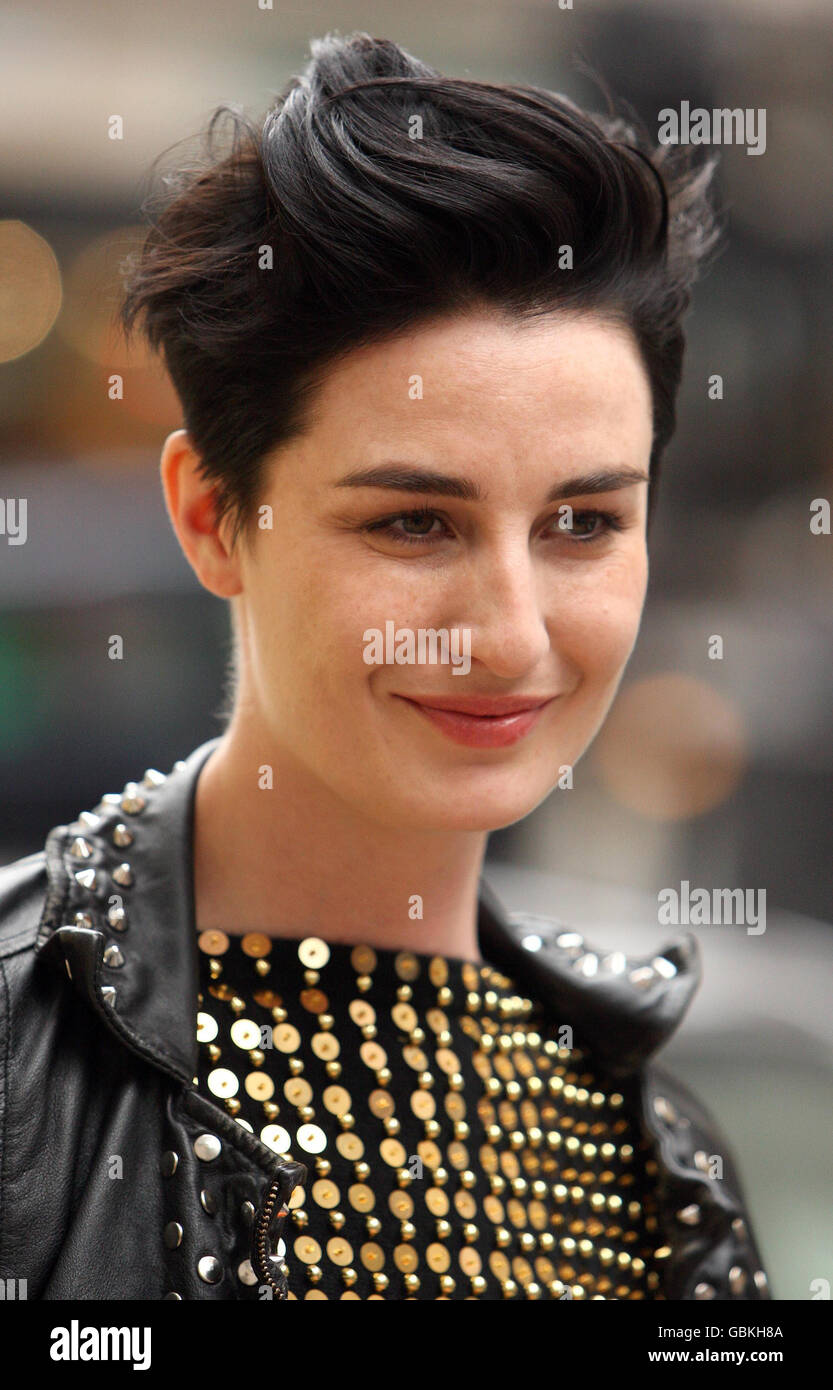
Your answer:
[0,738,772,1300]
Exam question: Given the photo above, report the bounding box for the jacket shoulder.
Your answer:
[0,850,49,957]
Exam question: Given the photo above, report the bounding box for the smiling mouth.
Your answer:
[394,693,558,748]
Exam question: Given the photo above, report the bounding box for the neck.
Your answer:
[192,716,489,962]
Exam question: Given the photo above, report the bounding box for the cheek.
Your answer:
[550,550,648,677]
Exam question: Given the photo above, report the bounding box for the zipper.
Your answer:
[252,1176,292,1296]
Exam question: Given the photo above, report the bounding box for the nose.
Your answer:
[459,536,552,680]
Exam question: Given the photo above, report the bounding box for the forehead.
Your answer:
[300,307,653,466]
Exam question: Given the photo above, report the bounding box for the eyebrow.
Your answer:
[334,462,650,503]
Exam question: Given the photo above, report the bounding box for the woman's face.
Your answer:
[233,307,653,831]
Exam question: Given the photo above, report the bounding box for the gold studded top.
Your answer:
[195,929,667,1301]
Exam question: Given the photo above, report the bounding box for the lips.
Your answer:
[395,693,558,748]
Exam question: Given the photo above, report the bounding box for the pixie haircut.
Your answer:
[119,30,720,548]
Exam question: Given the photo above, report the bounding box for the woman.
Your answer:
[0,31,771,1301]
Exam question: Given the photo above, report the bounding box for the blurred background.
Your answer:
[1,0,831,1300]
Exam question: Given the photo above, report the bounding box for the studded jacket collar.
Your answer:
[0,738,771,1300]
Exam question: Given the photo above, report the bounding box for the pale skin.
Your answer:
[161,306,653,962]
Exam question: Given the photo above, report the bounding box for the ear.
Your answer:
[160,429,243,598]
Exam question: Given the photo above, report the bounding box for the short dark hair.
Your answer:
[118,30,720,546]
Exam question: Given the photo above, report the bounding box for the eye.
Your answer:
[362,509,451,545]
[545,508,625,542]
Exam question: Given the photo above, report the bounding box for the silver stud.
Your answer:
[101,985,117,1008]
[197,1256,222,1284]
[652,955,678,979]
[574,952,598,977]
[75,868,98,892]
[729,1265,747,1294]
[555,932,584,954]
[194,1133,222,1162]
[240,1201,256,1225]
[629,965,656,989]
[173,760,187,773]
[98,793,122,809]
[521,934,543,953]
[653,1095,678,1125]
[163,1292,182,1300]
[753,1269,768,1292]
[160,1150,179,1176]
[200,1189,217,1215]
[69,837,94,860]
[108,904,128,932]
[120,784,146,815]
[676,1203,701,1226]
[103,943,125,969]
[78,811,101,831]
[601,951,626,974]
[694,1150,711,1173]
[694,1282,716,1299]
[237,1260,258,1286]
[112,823,134,849]
[731,1217,747,1239]
[164,1222,183,1249]
[143,768,167,788]
[112,863,134,888]
[73,911,93,929]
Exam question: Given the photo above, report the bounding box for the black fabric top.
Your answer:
[194,928,666,1300]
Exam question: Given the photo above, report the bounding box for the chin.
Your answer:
[387,783,551,834]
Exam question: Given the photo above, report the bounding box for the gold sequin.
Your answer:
[260,1124,292,1153]
[425,1188,449,1217]
[435,1048,461,1075]
[402,1045,428,1071]
[360,1041,386,1070]
[241,933,272,958]
[253,989,283,1008]
[426,1243,451,1273]
[197,1012,218,1043]
[394,952,420,982]
[350,945,377,975]
[207,1067,238,1098]
[336,1133,364,1161]
[428,957,449,987]
[294,1236,322,1264]
[230,1018,260,1049]
[322,1085,352,1116]
[312,1032,340,1061]
[388,1191,414,1220]
[348,1184,375,1212]
[300,988,329,1014]
[198,930,229,956]
[411,1090,435,1120]
[297,1124,327,1153]
[349,999,375,1026]
[311,1179,340,1209]
[273,1024,301,1053]
[244,1072,275,1101]
[379,1137,407,1168]
[284,1077,313,1107]
[368,1089,396,1119]
[298,938,330,969]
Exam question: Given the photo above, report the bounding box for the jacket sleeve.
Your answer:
[642,1059,773,1301]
